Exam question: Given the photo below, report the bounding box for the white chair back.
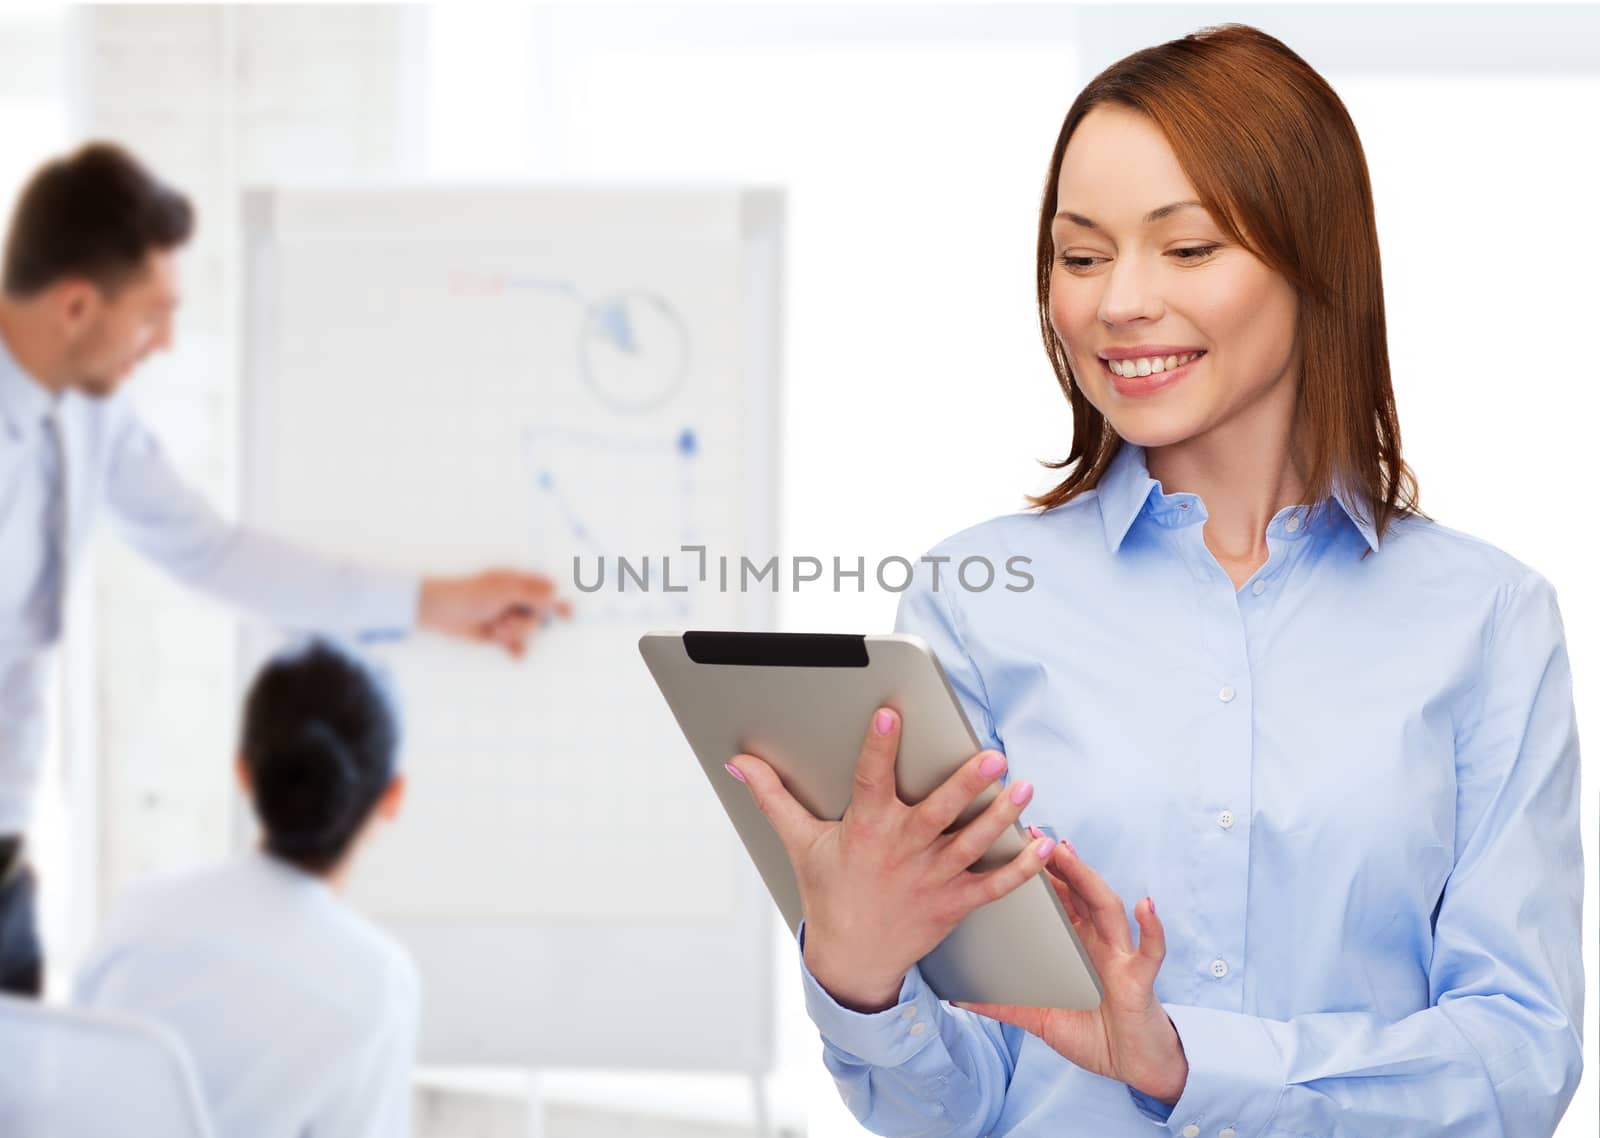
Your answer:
[0,994,214,1138]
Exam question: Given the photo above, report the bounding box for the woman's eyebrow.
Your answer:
[1054,200,1205,230]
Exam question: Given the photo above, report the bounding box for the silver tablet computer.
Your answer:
[639,630,1103,1010]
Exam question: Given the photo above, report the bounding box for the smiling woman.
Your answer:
[1030,25,1413,543]
[729,20,1585,1138]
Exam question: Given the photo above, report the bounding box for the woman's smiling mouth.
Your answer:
[1098,348,1207,397]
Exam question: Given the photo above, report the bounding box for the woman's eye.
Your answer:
[1057,246,1219,271]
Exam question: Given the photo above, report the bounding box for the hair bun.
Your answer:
[240,639,400,873]
[253,720,362,852]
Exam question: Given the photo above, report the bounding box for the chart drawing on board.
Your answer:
[522,425,701,624]
[245,185,782,1073]
[450,271,691,414]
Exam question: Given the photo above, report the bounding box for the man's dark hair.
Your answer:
[2,141,194,298]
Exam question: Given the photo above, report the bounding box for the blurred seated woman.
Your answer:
[76,639,418,1138]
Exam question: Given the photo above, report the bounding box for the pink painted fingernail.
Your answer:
[1060,839,1077,858]
[979,753,1006,779]
[875,709,895,736]
[1008,780,1033,806]
[1035,837,1057,860]
[1026,825,1042,839]
[1146,896,1155,915]
[724,762,746,782]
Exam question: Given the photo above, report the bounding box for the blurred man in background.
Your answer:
[0,141,569,995]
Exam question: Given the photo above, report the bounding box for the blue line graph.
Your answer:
[451,272,691,414]
[521,425,702,623]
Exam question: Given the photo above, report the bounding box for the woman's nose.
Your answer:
[1097,258,1164,326]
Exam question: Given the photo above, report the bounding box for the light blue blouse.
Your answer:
[76,851,420,1138]
[800,442,1583,1137]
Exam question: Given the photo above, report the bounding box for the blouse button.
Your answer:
[1217,810,1235,830]
[1218,685,1236,703]
[909,1021,928,1036]
[1285,516,1302,533]
[1250,579,1266,595]
[1182,1126,1201,1138]
[1210,957,1230,979]
[1220,1129,1237,1138]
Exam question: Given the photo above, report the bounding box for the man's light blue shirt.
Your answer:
[0,335,418,832]
[799,443,1583,1137]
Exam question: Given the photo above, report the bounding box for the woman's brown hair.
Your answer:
[1029,23,1418,541]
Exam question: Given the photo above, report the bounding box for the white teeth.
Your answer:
[1106,351,1202,377]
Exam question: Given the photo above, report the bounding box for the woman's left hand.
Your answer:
[954,831,1189,1105]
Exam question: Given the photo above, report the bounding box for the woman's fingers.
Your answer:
[1051,842,1135,954]
[962,832,1057,908]
[1044,866,1091,930]
[844,708,903,823]
[1027,826,1088,930]
[935,777,1035,877]
[907,748,1009,843]
[727,753,827,860]
[1133,895,1166,972]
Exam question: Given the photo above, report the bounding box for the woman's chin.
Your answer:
[1103,409,1210,451]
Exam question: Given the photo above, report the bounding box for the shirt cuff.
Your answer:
[353,571,422,641]
[1162,1004,1287,1137]
[797,921,944,1067]
[1128,1086,1176,1124]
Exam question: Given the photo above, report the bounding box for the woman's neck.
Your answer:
[259,842,352,896]
[1144,403,1306,587]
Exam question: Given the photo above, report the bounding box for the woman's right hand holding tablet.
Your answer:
[726,707,1057,1014]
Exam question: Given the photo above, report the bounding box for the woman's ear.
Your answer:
[376,772,407,822]
[233,756,252,797]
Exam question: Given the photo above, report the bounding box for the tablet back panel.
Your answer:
[640,630,1103,1010]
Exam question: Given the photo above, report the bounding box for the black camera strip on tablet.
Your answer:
[681,631,870,668]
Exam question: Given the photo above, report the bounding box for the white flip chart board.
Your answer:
[241,184,782,1068]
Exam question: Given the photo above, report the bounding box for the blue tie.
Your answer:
[31,411,67,642]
